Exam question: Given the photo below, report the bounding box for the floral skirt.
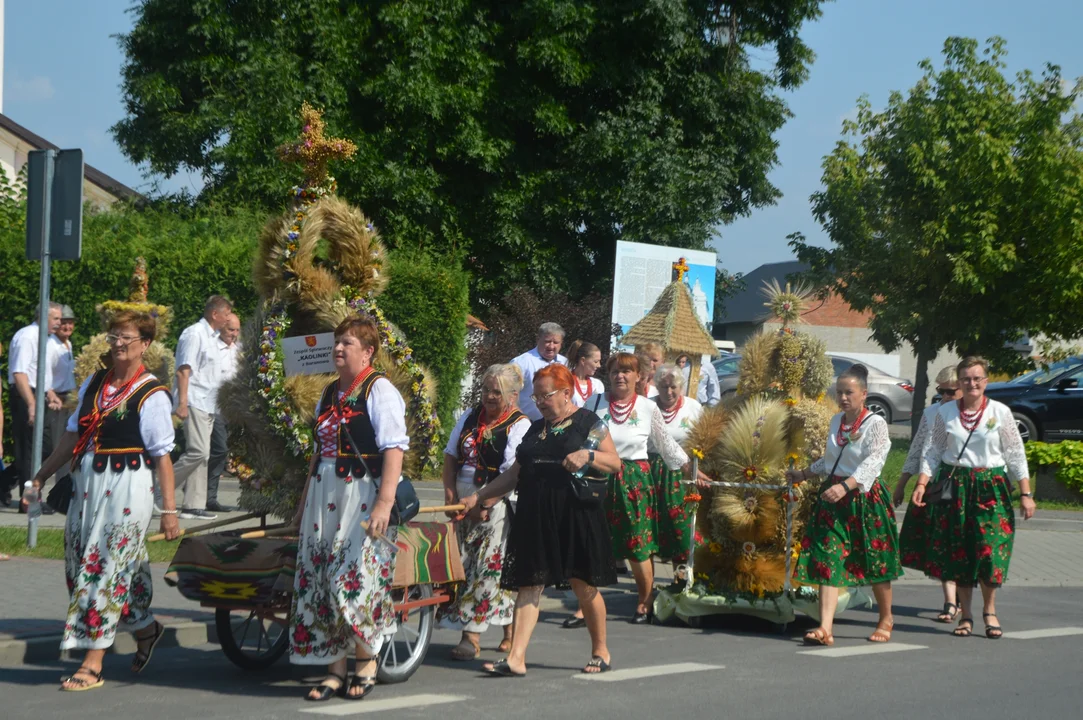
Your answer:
[605,459,657,562]
[899,464,1014,588]
[650,454,693,563]
[795,477,903,587]
[62,455,157,650]
[438,479,514,632]
[289,458,398,665]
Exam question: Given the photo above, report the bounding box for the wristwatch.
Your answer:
[1020,492,1033,498]
[588,450,595,465]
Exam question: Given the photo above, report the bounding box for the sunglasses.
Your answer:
[935,387,957,395]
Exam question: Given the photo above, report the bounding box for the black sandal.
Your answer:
[304,673,347,702]
[346,673,377,701]
[131,621,165,673]
[562,615,586,629]
[953,617,974,637]
[484,659,526,677]
[582,656,612,674]
[59,667,104,692]
[983,612,1003,639]
[936,602,960,623]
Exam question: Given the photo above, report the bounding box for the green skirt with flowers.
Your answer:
[795,477,903,587]
[605,459,657,562]
[900,464,1015,588]
[650,454,694,563]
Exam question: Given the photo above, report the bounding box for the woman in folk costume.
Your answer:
[895,365,962,624]
[651,364,705,564]
[290,316,409,702]
[787,364,902,646]
[440,363,530,660]
[587,352,690,623]
[567,340,604,407]
[911,357,1035,639]
[31,311,179,691]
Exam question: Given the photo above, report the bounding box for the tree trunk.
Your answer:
[910,339,936,438]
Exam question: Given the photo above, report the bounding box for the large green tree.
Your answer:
[114,0,828,302]
[791,37,1083,432]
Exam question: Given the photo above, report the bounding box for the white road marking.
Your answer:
[299,693,470,715]
[1003,626,1083,640]
[573,661,723,682]
[798,643,927,658]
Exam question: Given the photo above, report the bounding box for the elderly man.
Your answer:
[696,354,722,407]
[511,322,567,422]
[173,295,233,519]
[206,313,242,513]
[44,306,79,506]
[8,302,63,512]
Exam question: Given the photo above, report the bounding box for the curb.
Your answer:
[0,621,217,667]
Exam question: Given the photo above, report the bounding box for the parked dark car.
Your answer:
[980,357,1083,443]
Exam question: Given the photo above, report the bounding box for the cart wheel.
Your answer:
[377,585,434,684]
[774,622,789,635]
[215,608,289,671]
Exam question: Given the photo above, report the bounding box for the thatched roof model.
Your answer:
[622,280,719,358]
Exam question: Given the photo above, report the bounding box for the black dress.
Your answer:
[501,408,617,590]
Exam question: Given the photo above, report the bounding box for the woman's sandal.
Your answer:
[936,602,960,623]
[60,667,104,692]
[803,627,834,646]
[304,673,347,702]
[131,621,165,673]
[345,662,377,702]
[582,656,612,674]
[449,638,480,661]
[983,612,1003,640]
[484,659,526,677]
[868,619,894,643]
[953,617,974,637]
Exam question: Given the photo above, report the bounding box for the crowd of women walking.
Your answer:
[37,314,1035,701]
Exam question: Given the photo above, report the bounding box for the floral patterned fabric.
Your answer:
[795,476,903,587]
[606,459,657,561]
[651,454,693,563]
[289,458,398,664]
[899,464,1015,587]
[438,495,514,631]
[62,455,157,650]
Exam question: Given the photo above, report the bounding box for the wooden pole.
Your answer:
[146,511,262,543]
[417,504,466,514]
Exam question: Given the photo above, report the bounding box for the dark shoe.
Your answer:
[40,503,56,515]
[581,656,612,674]
[179,508,217,520]
[562,615,586,629]
[630,611,650,625]
[483,659,525,678]
[1,492,12,507]
[953,617,974,637]
[131,622,165,673]
[304,673,347,702]
[345,673,377,701]
[206,501,236,513]
[982,612,1003,639]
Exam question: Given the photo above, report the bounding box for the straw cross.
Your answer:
[277,103,357,186]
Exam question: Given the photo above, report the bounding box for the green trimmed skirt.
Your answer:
[795,477,903,587]
[899,464,1015,588]
[650,454,694,563]
[605,459,657,562]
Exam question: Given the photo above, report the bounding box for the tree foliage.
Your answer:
[113,0,828,302]
[791,37,1083,430]
[713,264,746,327]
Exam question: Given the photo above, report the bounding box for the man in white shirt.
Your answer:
[47,306,79,496]
[173,295,233,519]
[206,313,242,513]
[7,302,63,510]
[511,322,567,422]
[697,354,721,407]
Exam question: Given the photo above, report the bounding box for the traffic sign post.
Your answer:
[24,149,83,547]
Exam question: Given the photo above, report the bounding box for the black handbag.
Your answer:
[46,474,74,515]
[568,399,611,505]
[340,424,420,526]
[924,425,977,504]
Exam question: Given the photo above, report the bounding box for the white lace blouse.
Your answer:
[809,412,891,492]
[919,399,1029,482]
[654,396,703,446]
[587,394,689,470]
[901,403,942,476]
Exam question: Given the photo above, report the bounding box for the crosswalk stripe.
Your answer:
[1003,626,1083,640]
[298,693,470,716]
[573,661,723,682]
[798,643,927,658]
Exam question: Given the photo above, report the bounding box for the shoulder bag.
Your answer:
[340,423,420,526]
[567,399,611,504]
[922,423,977,505]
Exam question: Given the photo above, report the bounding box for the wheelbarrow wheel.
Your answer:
[377,584,434,684]
[215,607,289,670]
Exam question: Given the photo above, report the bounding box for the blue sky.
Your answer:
[5,1,1082,273]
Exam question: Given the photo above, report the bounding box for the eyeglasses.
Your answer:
[106,334,141,346]
[935,387,957,395]
[529,389,561,403]
[960,377,987,385]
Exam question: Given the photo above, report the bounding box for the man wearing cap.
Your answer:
[44,306,79,508]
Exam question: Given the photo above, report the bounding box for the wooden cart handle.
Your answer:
[417,504,466,514]
[146,511,262,543]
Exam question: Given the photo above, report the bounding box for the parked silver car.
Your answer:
[714,352,913,423]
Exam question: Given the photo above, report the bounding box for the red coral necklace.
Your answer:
[660,396,683,424]
[608,395,636,425]
[958,397,988,432]
[836,407,869,446]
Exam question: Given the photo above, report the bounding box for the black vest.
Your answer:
[315,371,386,479]
[456,405,527,486]
[76,369,171,473]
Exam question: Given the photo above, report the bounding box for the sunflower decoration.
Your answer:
[761,278,814,329]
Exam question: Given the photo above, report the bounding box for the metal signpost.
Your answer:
[24,148,83,546]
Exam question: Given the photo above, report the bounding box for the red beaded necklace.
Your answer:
[608,394,636,425]
[660,395,684,424]
[958,396,988,432]
[573,376,593,401]
[836,407,869,446]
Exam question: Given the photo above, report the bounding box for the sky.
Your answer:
[5,1,1083,274]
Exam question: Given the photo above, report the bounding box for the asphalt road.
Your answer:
[1,582,1080,720]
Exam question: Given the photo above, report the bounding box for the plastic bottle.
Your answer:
[573,418,610,479]
[24,481,41,548]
